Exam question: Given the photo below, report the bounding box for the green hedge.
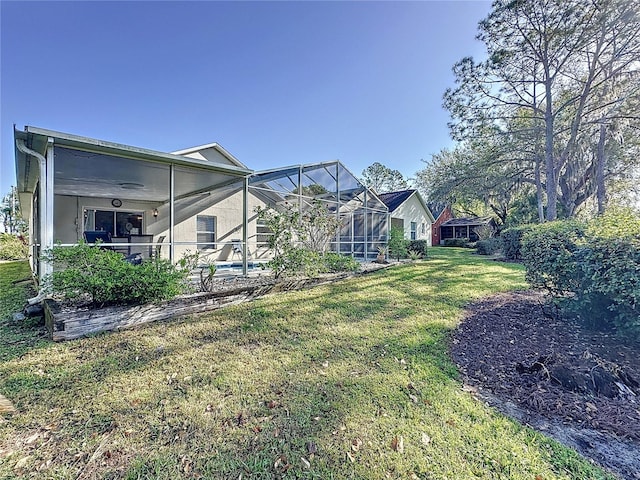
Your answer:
[442,238,470,248]
[408,240,428,258]
[521,220,586,295]
[475,238,502,255]
[501,225,535,261]
[521,210,640,339]
[44,244,193,307]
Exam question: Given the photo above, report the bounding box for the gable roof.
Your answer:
[378,189,435,222]
[377,189,416,213]
[171,142,248,169]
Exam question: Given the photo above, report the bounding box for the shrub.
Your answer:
[442,238,470,247]
[501,225,534,261]
[520,210,640,339]
[475,237,502,255]
[388,227,409,260]
[43,244,193,307]
[322,252,360,273]
[408,240,428,258]
[0,234,28,260]
[521,220,586,295]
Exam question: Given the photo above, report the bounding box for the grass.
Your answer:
[0,248,615,479]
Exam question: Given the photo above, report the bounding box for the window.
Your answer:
[256,218,272,248]
[410,222,417,240]
[196,215,216,250]
[84,209,143,237]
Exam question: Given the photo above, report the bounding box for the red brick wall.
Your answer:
[431,206,453,246]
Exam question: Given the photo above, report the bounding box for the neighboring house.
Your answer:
[378,189,435,246]
[439,217,497,242]
[427,203,453,246]
[14,126,388,283]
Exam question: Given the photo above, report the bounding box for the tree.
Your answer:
[0,187,26,235]
[361,162,408,193]
[444,0,640,221]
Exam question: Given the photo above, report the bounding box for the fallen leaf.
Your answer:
[0,394,16,414]
[346,451,355,463]
[351,438,363,452]
[301,456,311,469]
[409,394,418,403]
[24,432,40,445]
[14,456,31,470]
[322,361,329,368]
[421,433,431,445]
[267,400,278,409]
[391,435,404,453]
[306,441,318,455]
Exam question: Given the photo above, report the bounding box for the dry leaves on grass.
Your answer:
[391,435,404,453]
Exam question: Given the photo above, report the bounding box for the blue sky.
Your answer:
[1,0,490,196]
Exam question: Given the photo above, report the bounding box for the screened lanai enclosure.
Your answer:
[248,162,389,260]
[14,126,388,283]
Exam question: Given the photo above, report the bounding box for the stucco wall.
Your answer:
[392,194,432,246]
[52,191,268,262]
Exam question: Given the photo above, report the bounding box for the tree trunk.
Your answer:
[544,85,557,221]
[535,154,545,223]
[596,122,607,215]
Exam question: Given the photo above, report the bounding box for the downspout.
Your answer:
[15,139,51,305]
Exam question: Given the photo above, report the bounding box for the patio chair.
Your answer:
[129,234,154,260]
[231,239,251,260]
[83,231,112,245]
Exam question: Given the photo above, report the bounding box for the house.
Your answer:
[427,203,453,246]
[14,126,388,284]
[378,189,435,245]
[439,216,496,242]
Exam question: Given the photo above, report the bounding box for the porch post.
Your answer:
[364,191,368,261]
[242,176,248,276]
[169,164,175,262]
[41,138,55,282]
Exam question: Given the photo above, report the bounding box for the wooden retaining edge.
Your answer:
[44,270,375,342]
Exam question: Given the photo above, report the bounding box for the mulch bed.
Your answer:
[451,290,640,479]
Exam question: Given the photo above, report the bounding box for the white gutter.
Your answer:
[15,139,52,305]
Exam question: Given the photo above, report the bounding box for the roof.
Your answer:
[378,189,436,222]
[441,216,494,227]
[377,189,416,212]
[14,126,254,217]
[171,142,248,169]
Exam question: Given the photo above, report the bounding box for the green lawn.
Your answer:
[0,249,614,479]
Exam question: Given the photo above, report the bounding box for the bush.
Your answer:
[521,210,640,339]
[501,225,534,261]
[0,234,28,260]
[43,244,193,307]
[388,227,409,260]
[475,237,502,255]
[521,220,586,295]
[442,238,470,247]
[408,240,428,258]
[322,252,360,273]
